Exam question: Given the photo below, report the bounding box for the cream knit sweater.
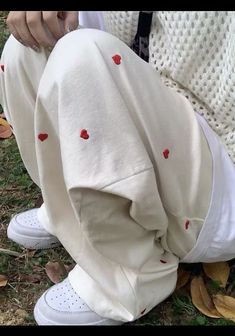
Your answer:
[103,11,235,163]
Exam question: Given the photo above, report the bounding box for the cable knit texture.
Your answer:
[103,11,139,47]
[103,11,235,162]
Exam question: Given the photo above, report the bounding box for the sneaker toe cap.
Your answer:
[34,279,121,325]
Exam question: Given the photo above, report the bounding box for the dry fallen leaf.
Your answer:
[18,274,42,283]
[45,261,67,284]
[213,294,235,322]
[0,119,13,139]
[203,262,230,288]
[176,267,191,290]
[191,276,221,318]
[0,274,8,287]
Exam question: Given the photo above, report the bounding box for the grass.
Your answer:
[0,136,75,325]
[0,11,235,326]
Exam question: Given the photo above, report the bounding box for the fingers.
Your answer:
[26,11,57,48]
[42,11,65,40]
[6,11,40,51]
[6,11,24,41]
[6,11,79,52]
[63,11,79,33]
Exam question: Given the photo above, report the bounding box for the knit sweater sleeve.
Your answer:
[102,11,235,163]
[149,11,235,163]
[102,11,140,47]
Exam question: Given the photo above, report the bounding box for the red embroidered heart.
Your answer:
[185,220,190,230]
[112,54,121,65]
[38,133,48,142]
[1,64,4,72]
[160,259,167,264]
[80,129,89,140]
[163,149,170,159]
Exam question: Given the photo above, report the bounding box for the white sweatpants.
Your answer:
[0,29,213,322]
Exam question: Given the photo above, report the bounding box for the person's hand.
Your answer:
[6,11,79,52]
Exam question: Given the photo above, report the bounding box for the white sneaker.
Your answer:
[7,208,60,249]
[34,278,123,325]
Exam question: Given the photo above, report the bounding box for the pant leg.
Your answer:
[0,35,50,185]
[0,35,54,234]
[34,29,212,321]
[1,29,213,322]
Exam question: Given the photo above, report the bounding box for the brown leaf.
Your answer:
[18,274,42,283]
[0,119,13,139]
[34,195,43,208]
[203,262,230,288]
[176,267,191,290]
[190,276,221,318]
[0,274,8,287]
[213,294,235,322]
[45,261,67,284]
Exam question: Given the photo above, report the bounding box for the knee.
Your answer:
[50,28,128,72]
[56,28,123,53]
